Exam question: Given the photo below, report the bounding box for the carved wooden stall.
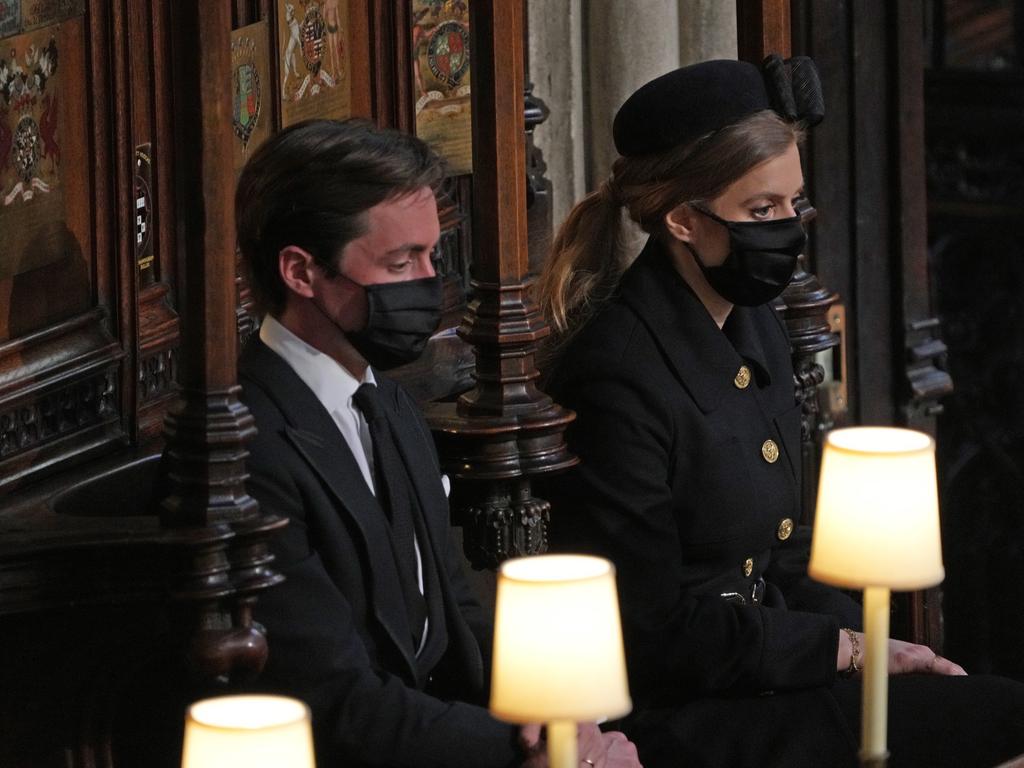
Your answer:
[790,0,953,647]
[425,2,576,570]
[925,0,1024,680]
[0,0,959,764]
[0,2,288,764]
[736,0,953,649]
[0,0,551,764]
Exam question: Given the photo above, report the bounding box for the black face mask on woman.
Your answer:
[686,206,806,307]
[315,273,443,370]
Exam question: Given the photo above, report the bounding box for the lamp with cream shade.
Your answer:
[490,554,632,768]
[181,694,315,768]
[809,427,945,768]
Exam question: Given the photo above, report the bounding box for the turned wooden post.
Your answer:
[160,0,285,682]
[426,1,577,568]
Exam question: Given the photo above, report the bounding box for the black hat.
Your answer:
[612,55,824,157]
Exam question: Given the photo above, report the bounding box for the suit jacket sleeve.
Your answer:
[548,366,840,700]
[765,524,864,630]
[244,383,520,768]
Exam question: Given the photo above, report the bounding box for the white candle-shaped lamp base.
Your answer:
[490,555,632,768]
[809,427,946,768]
[547,720,577,768]
[861,586,891,767]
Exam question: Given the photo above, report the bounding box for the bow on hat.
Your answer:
[762,53,824,127]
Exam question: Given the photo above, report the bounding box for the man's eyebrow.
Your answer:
[381,243,429,255]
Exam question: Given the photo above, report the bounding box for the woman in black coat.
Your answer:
[537,57,1024,768]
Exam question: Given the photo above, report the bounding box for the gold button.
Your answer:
[734,365,752,389]
[743,558,754,577]
[777,518,794,541]
[761,439,779,463]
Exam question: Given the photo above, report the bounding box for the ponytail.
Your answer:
[536,180,627,342]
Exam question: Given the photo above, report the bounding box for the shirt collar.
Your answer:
[258,315,375,415]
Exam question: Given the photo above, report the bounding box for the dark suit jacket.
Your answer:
[238,337,519,768]
[542,239,863,767]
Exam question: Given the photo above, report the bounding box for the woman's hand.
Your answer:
[886,638,966,676]
[520,723,643,768]
[837,629,967,677]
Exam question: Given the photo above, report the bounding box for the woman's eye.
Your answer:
[750,204,775,220]
[388,260,412,273]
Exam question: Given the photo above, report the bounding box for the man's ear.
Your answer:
[278,245,317,299]
[664,203,697,243]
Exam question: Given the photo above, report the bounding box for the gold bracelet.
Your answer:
[840,627,862,678]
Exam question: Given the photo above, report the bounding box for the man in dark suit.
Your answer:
[234,118,641,768]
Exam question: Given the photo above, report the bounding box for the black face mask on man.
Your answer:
[685,206,806,307]
[314,273,443,370]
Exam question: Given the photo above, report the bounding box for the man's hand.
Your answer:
[520,722,642,767]
[581,724,642,768]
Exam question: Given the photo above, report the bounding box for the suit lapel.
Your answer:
[727,306,800,484]
[619,239,742,414]
[240,337,418,678]
[619,243,801,487]
[375,379,451,626]
[382,386,484,689]
[724,305,773,387]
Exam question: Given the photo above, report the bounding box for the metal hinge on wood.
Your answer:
[905,317,954,419]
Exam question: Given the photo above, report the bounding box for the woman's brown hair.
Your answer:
[536,110,803,351]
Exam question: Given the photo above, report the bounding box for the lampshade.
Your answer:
[809,426,944,590]
[181,694,315,768]
[489,554,632,724]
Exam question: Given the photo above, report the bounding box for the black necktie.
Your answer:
[352,383,427,647]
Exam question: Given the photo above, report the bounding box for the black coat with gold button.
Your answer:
[543,239,863,767]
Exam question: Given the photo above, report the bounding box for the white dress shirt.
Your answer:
[260,316,430,651]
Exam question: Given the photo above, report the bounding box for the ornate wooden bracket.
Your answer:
[524,81,552,275]
[904,316,953,421]
[426,1,577,569]
[776,199,840,523]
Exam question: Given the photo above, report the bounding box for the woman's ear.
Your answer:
[278,245,317,299]
[664,203,697,243]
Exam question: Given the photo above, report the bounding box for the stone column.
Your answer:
[678,0,737,64]
[527,0,586,229]
[527,0,737,230]
[585,0,680,186]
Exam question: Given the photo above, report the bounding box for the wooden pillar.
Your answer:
[737,0,791,61]
[736,0,840,522]
[160,0,285,681]
[892,0,950,649]
[427,1,577,568]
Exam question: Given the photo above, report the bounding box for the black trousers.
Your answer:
[624,674,1024,768]
[832,673,1024,768]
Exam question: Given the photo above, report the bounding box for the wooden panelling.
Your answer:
[0,1,549,762]
[0,9,128,491]
[791,0,949,647]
